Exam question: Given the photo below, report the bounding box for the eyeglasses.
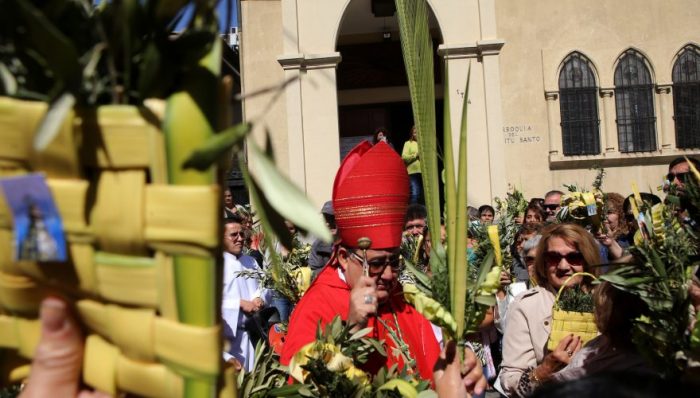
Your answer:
[349,251,402,276]
[524,255,537,265]
[667,171,691,182]
[542,204,559,211]
[544,251,585,266]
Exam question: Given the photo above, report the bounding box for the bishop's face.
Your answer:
[338,247,401,304]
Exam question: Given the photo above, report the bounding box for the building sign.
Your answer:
[503,124,540,144]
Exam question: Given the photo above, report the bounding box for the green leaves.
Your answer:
[395,0,439,238]
[556,285,594,313]
[395,0,488,342]
[597,192,700,377]
[183,123,251,170]
[247,139,332,245]
[239,342,289,398]
[4,0,219,106]
[11,0,83,97]
[403,284,457,336]
[691,319,700,350]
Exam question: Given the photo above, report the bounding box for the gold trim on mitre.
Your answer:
[334,202,406,220]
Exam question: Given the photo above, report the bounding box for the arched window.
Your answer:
[673,45,700,149]
[614,50,656,153]
[558,53,600,156]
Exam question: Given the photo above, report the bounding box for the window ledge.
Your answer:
[549,148,700,170]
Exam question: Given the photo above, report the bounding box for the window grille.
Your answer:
[559,52,600,156]
[614,50,656,153]
[673,45,700,149]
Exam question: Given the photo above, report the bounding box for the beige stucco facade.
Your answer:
[240,0,700,208]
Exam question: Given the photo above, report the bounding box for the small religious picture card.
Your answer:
[0,173,67,262]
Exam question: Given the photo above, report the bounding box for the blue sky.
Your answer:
[175,0,239,33]
[92,0,239,32]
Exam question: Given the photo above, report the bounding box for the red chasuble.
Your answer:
[280,265,441,382]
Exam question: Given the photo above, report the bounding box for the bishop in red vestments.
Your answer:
[280,141,441,382]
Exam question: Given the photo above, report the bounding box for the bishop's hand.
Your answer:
[347,276,378,331]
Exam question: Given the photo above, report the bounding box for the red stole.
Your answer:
[280,266,440,382]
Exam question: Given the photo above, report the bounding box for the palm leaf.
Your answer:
[451,65,470,338]
[394,0,439,234]
[246,140,332,245]
[440,64,458,330]
[396,0,475,340]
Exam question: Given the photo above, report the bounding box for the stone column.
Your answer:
[479,40,507,200]
[436,39,506,204]
[278,54,306,189]
[544,91,560,156]
[437,43,479,163]
[278,53,342,206]
[599,88,616,152]
[655,84,675,150]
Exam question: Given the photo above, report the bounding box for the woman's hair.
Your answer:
[373,127,389,144]
[593,281,647,347]
[533,223,601,290]
[525,202,547,223]
[605,192,628,238]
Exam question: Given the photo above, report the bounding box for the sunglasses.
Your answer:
[544,251,585,266]
[524,255,536,265]
[542,204,559,211]
[667,171,691,182]
[227,231,246,239]
[349,251,403,276]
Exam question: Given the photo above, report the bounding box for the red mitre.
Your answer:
[332,141,409,250]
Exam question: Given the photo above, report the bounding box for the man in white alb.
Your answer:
[221,214,270,371]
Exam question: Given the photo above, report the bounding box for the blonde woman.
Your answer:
[498,223,601,397]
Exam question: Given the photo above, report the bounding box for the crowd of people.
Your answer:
[219,151,700,397]
[16,145,699,397]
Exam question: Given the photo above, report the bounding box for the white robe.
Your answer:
[222,252,270,371]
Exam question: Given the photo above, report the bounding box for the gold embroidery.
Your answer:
[338,221,400,229]
[334,193,407,202]
[335,203,406,219]
[345,172,407,180]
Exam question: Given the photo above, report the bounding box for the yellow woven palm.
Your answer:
[546,272,599,351]
[0,97,235,397]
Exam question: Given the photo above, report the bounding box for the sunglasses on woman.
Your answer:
[544,251,585,266]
